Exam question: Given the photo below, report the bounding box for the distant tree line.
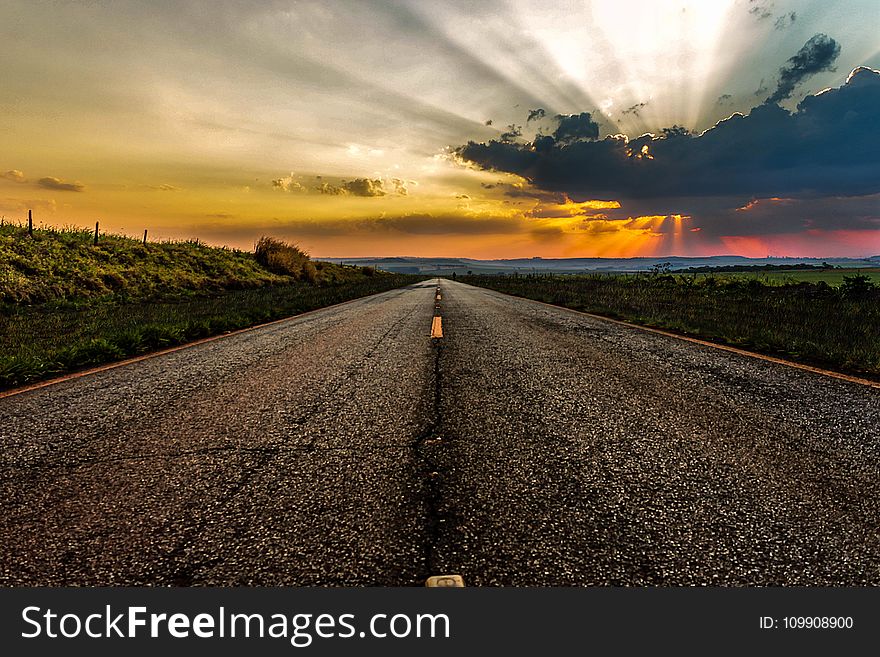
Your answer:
[682,263,836,273]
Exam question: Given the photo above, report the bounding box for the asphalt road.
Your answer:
[1,279,878,585]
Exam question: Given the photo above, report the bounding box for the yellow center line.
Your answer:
[431,316,443,338]
[425,574,465,587]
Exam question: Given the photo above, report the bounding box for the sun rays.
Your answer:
[0,1,877,257]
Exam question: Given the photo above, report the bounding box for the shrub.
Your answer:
[254,237,311,279]
[840,274,875,299]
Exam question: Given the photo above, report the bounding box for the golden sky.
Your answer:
[1,1,879,258]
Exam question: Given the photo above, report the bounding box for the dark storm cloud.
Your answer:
[551,112,600,144]
[527,108,546,122]
[37,176,84,192]
[767,34,841,104]
[454,67,880,203]
[499,124,523,143]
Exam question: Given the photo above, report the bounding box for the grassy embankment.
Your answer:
[462,273,880,378]
[0,224,422,388]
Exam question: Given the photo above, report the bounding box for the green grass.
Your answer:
[0,222,370,304]
[0,222,424,388]
[0,278,420,388]
[462,273,880,378]
[679,268,880,286]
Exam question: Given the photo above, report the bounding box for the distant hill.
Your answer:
[324,255,880,275]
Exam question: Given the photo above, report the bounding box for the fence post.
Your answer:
[94,221,99,246]
[143,229,148,245]
[28,209,33,236]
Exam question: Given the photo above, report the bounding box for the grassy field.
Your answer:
[680,267,880,286]
[0,223,377,304]
[462,273,880,378]
[0,223,422,388]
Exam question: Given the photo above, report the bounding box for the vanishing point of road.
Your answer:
[1,279,878,585]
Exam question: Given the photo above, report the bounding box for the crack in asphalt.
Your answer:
[414,283,449,582]
[414,339,445,581]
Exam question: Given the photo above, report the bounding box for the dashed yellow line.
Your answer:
[426,574,465,587]
[431,316,443,338]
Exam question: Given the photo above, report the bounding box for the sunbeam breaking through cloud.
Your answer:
[0,0,878,257]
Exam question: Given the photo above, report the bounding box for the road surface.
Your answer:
[1,279,878,585]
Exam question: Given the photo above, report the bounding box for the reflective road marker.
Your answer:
[426,574,465,587]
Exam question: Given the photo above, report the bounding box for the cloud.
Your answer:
[530,224,564,241]
[454,68,880,239]
[747,1,772,21]
[339,178,387,197]
[375,213,518,235]
[725,193,880,234]
[220,213,524,238]
[716,94,733,105]
[621,102,648,117]
[753,78,769,97]
[37,176,84,192]
[388,178,409,196]
[1,170,26,183]
[456,67,880,201]
[774,11,796,30]
[319,177,409,197]
[272,173,307,192]
[525,198,621,219]
[551,112,600,143]
[499,124,523,143]
[767,34,840,104]
[526,108,546,123]
[152,184,181,191]
[273,174,409,197]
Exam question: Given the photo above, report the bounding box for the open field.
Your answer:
[462,273,880,378]
[681,267,880,286]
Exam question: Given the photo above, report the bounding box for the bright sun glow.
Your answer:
[0,1,878,258]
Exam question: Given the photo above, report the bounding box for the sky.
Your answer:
[1,0,879,258]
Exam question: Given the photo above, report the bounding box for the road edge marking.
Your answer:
[465,283,880,391]
[0,284,418,400]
